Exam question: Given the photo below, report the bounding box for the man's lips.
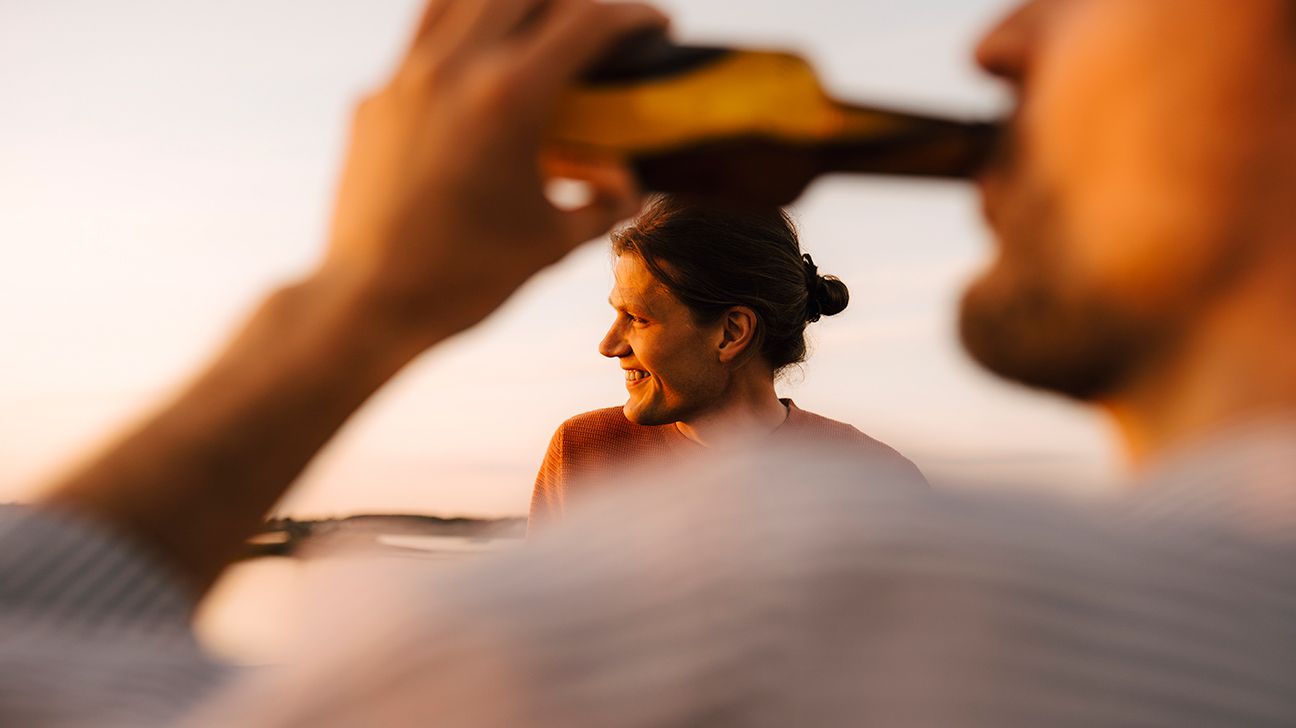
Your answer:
[978,171,1004,231]
[975,116,1019,231]
[623,368,651,387]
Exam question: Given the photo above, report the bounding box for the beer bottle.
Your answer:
[547,32,999,206]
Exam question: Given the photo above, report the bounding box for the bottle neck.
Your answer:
[628,116,997,207]
[820,103,998,179]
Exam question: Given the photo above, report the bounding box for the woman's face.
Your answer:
[599,254,730,426]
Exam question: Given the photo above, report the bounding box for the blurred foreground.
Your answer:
[200,516,524,664]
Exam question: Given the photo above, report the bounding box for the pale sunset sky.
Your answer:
[0,0,1120,519]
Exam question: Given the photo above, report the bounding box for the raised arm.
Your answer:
[39,0,666,598]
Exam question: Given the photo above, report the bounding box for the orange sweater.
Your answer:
[529,400,925,526]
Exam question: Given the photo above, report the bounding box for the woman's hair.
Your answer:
[611,195,850,373]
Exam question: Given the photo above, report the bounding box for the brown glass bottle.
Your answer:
[547,32,999,206]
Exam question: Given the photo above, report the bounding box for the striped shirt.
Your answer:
[0,507,229,727]
[193,423,1296,727]
[6,422,1296,726]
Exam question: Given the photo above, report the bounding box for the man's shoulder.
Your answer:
[557,407,640,440]
[549,406,676,461]
[791,408,876,442]
[786,405,927,483]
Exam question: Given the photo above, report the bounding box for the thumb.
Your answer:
[555,162,644,243]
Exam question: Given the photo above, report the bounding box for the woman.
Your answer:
[530,196,925,525]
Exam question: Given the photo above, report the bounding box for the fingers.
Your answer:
[407,0,455,55]
[443,0,545,49]
[540,151,626,181]
[402,0,668,106]
[407,0,541,67]
[514,0,669,100]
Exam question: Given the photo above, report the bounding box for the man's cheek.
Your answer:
[1025,0,1171,188]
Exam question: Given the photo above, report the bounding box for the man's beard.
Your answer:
[960,182,1167,402]
[959,272,1160,401]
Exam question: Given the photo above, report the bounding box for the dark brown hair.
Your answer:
[611,195,849,373]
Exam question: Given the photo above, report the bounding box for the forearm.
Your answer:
[41,270,429,598]
[34,0,660,604]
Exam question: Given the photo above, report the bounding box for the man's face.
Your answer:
[601,254,727,426]
[963,0,1296,399]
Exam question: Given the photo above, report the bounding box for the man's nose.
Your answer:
[599,322,630,359]
[974,0,1044,84]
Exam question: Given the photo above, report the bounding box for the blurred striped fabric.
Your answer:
[193,426,1296,727]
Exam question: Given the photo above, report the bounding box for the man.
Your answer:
[6,0,1296,725]
[196,1,1296,724]
[529,197,924,526]
[963,0,1296,466]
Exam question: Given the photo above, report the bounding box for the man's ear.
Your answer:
[717,306,758,364]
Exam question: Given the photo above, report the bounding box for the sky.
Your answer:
[0,0,1121,519]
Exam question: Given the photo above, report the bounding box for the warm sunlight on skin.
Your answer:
[966,0,1296,467]
[600,253,791,446]
[600,254,728,427]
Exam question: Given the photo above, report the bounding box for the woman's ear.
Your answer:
[717,306,758,364]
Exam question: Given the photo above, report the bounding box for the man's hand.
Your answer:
[41,0,667,599]
[323,0,666,350]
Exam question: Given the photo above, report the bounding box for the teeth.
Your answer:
[625,370,649,382]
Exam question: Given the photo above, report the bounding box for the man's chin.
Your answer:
[958,276,1151,402]
[623,401,665,427]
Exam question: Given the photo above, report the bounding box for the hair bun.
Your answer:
[802,254,850,322]
[813,275,850,319]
